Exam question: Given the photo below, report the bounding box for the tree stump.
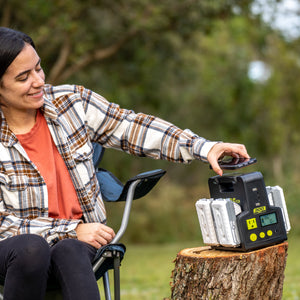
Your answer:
[170,242,288,300]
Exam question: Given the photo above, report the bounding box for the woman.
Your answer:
[0,27,249,300]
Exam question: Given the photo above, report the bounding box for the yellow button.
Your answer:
[267,230,273,236]
[250,233,257,241]
[259,232,266,238]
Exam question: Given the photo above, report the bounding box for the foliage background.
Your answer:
[1,0,300,243]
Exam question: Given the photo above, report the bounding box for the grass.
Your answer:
[98,234,300,300]
[282,233,300,300]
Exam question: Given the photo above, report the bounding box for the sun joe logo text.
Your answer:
[230,198,240,204]
[253,206,266,215]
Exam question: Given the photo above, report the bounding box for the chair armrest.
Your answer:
[92,243,126,279]
[117,169,166,202]
[96,168,166,202]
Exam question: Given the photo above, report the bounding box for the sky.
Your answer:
[252,0,300,40]
[248,0,300,81]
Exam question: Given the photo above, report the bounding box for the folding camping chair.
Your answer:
[0,143,166,300]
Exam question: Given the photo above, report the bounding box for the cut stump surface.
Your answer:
[170,242,288,300]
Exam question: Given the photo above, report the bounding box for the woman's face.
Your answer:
[0,43,45,115]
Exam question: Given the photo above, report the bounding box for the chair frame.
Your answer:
[94,169,165,300]
[93,179,141,300]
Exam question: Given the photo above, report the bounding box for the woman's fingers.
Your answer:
[207,143,250,176]
[75,223,116,248]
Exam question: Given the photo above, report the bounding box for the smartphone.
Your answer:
[210,157,257,170]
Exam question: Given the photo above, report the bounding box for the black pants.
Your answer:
[0,234,100,300]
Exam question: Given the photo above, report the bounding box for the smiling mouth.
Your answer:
[28,90,43,97]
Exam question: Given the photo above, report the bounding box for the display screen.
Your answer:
[260,213,277,227]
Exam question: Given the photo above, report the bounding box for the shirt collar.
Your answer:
[0,110,18,147]
[40,91,59,121]
[0,91,59,146]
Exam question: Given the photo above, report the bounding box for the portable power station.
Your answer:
[196,171,290,251]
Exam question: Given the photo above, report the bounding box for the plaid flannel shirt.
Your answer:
[0,84,216,246]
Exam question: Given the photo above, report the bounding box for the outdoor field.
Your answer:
[98,233,299,300]
[2,1,300,299]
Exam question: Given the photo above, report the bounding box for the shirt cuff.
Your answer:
[65,219,83,233]
[198,141,219,162]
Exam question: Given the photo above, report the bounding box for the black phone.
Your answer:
[210,157,257,170]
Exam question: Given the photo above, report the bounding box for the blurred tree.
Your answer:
[0,0,253,84]
[3,0,300,242]
[1,0,299,182]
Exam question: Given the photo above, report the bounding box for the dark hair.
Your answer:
[0,27,35,79]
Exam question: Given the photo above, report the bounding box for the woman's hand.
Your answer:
[75,223,115,249]
[207,142,250,176]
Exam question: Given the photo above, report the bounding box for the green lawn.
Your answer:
[282,234,300,300]
[98,235,300,300]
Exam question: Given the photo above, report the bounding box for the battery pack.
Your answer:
[211,199,241,247]
[266,186,291,233]
[195,199,219,245]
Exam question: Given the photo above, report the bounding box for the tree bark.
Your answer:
[0,0,11,27]
[49,29,138,84]
[170,242,288,300]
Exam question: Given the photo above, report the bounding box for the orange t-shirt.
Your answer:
[16,110,83,220]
